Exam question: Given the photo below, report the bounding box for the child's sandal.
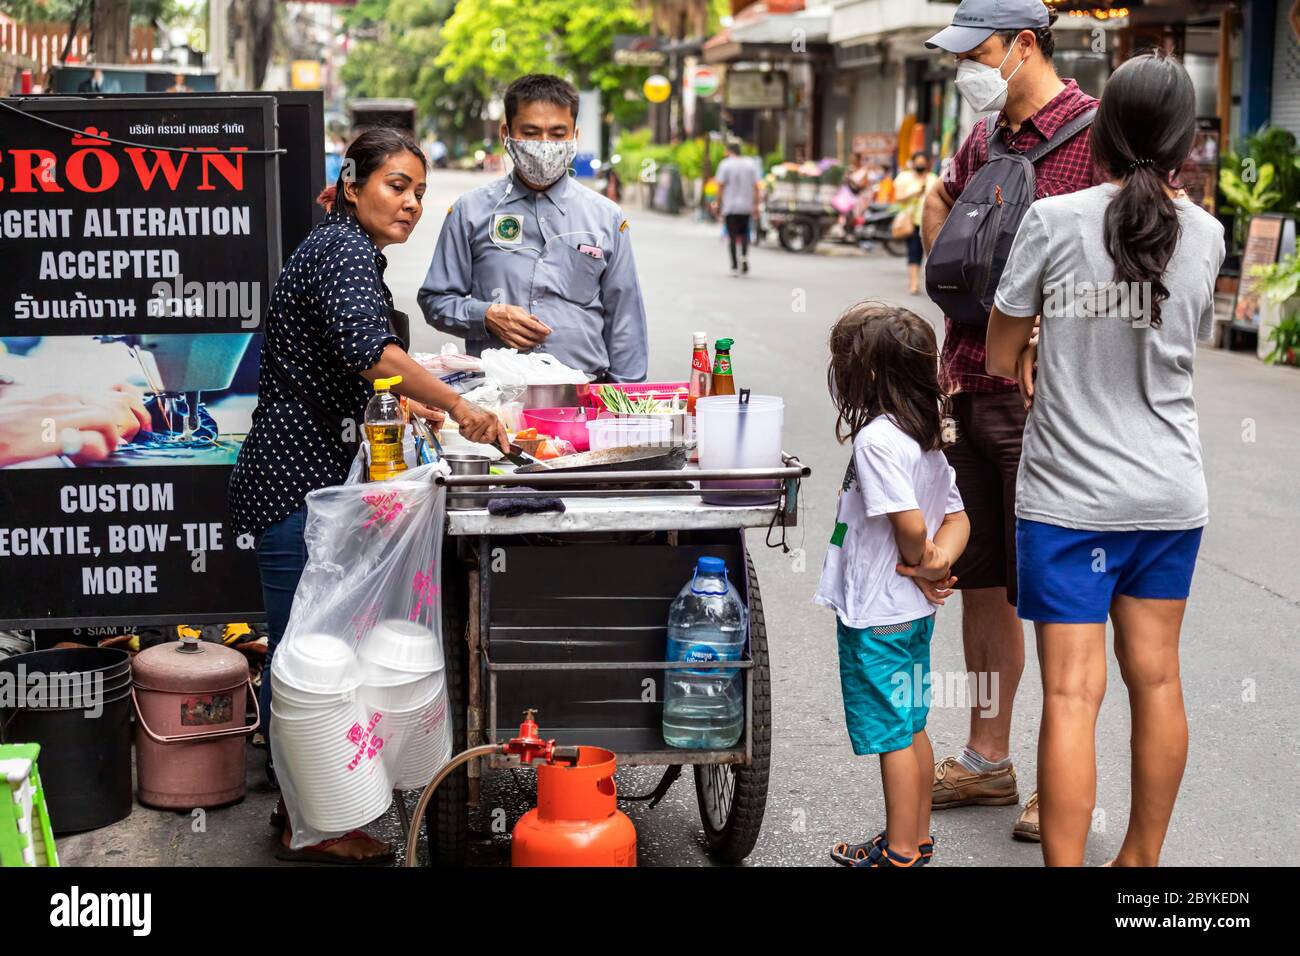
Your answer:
[831,831,935,866]
[853,841,923,867]
[830,831,885,866]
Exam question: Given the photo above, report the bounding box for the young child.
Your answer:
[815,301,970,867]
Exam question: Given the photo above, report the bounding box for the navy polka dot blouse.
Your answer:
[229,210,400,537]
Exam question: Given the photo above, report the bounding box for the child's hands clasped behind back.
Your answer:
[907,573,959,606]
[898,539,952,581]
[896,539,957,606]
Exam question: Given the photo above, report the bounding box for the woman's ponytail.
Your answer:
[1102,162,1180,327]
[1090,50,1198,329]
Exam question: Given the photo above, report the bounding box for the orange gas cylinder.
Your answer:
[511,746,637,867]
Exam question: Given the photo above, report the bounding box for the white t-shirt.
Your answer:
[814,416,964,628]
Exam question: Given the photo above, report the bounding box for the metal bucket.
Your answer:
[131,639,260,809]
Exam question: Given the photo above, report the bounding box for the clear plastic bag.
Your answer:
[409,342,483,375]
[271,456,453,849]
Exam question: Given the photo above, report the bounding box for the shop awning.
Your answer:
[703,2,833,64]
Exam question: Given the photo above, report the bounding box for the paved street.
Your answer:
[62,169,1300,867]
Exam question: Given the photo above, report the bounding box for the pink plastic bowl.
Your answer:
[519,407,592,452]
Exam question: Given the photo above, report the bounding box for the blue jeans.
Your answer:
[255,505,308,744]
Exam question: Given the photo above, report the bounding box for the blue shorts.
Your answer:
[836,615,934,755]
[1016,518,1204,624]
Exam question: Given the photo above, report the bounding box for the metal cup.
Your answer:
[441,453,491,510]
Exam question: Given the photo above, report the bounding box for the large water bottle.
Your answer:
[662,556,747,748]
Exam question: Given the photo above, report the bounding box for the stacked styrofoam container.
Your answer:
[356,620,451,790]
[272,621,452,834]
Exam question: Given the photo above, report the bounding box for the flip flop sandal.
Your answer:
[273,830,395,866]
[832,832,935,866]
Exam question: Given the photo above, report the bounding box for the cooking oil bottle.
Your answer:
[365,375,407,481]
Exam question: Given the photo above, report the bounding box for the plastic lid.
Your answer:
[697,556,726,574]
[693,332,707,345]
[374,375,403,391]
[715,338,733,351]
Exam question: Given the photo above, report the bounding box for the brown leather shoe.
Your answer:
[931,755,1020,808]
[1012,790,1040,842]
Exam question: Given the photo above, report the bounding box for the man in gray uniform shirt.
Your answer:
[418,74,649,383]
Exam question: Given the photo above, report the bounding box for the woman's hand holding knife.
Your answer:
[448,398,509,450]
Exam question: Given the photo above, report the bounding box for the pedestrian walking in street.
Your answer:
[713,140,762,276]
[890,152,939,295]
[816,302,970,867]
[229,127,506,864]
[919,0,1104,841]
[419,73,650,383]
[985,51,1225,867]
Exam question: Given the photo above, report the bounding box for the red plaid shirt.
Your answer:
[938,79,1105,393]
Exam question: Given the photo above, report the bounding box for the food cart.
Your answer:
[423,452,809,865]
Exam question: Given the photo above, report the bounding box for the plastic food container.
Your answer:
[695,394,785,505]
[586,416,674,451]
[596,409,688,445]
[272,633,362,694]
[360,668,445,712]
[521,407,593,452]
[356,619,444,675]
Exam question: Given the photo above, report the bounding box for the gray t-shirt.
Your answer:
[994,182,1226,531]
[715,156,761,216]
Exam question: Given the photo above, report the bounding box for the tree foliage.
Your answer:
[341,0,487,149]
[341,0,660,146]
[0,0,177,23]
[433,0,651,129]
[340,0,728,149]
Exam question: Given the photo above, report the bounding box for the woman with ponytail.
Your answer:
[984,51,1226,866]
[230,127,508,863]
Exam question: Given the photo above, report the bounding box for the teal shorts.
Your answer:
[836,615,935,755]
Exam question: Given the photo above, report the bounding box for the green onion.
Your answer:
[594,385,670,416]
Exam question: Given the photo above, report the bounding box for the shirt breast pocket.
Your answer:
[552,243,606,306]
[1035,176,1078,199]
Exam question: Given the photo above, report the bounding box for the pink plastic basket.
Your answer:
[581,381,690,411]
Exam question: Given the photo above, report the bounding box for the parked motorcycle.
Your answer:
[847,203,908,256]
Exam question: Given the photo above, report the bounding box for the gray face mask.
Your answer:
[505,136,577,187]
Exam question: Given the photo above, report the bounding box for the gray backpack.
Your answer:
[925,108,1096,326]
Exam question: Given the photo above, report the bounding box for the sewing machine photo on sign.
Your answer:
[0,333,257,470]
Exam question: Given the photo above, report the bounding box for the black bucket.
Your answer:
[0,647,133,833]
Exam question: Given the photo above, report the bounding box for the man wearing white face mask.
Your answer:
[420,74,649,382]
[918,0,1104,844]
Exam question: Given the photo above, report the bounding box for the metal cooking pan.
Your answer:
[514,444,688,476]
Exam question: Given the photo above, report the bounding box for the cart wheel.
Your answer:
[424,551,469,866]
[882,238,907,257]
[778,217,818,253]
[693,552,770,864]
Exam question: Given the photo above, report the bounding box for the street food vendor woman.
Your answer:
[228,127,508,864]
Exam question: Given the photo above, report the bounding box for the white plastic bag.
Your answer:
[271,459,453,849]
[478,348,588,387]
